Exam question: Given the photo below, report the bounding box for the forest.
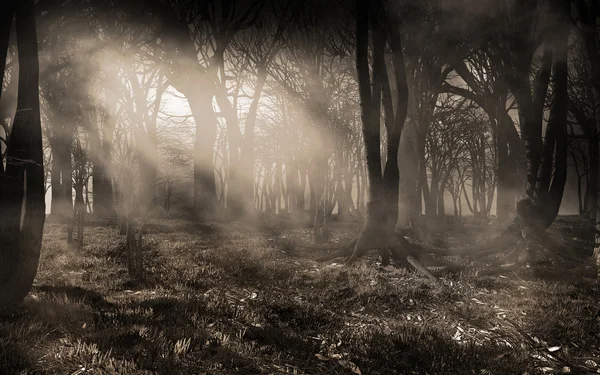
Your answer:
[1,0,600,373]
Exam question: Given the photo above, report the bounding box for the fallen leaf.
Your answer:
[315,354,330,361]
[548,346,561,352]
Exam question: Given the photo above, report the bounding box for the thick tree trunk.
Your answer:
[594,85,600,277]
[583,3,600,276]
[188,93,218,218]
[329,0,437,284]
[92,161,114,217]
[517,50,552,200]
[469,0,571,276]
[532,13,568,229]
[0,0,45,304]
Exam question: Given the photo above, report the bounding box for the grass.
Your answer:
[0,216,599,374]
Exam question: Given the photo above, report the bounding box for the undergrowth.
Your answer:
[0,217,598,374]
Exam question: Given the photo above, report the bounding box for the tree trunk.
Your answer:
[496,117,511,221]
[139,158,157,214]
[453,195,458,217]
[71,186,85,250]
[581,0,600,276]
[50,137,73,220]
[92,83,116,218]
[0,0,45,304]
[188,92,218,219]
[240,65,268,216]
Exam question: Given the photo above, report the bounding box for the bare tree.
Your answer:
[318,0,438,283]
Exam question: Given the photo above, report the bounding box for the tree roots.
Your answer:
[315,226,441,286]
[315,225,585,279]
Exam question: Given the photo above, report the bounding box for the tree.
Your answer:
[442,50,522,222]
[68,132,92,249]
[567,128,589,215]
[573,0,600,277]
[149,0,266,219]
[0,0,45,304]
[451,0,573,274]
[318,0,438,283]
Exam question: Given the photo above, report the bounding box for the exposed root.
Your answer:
[314,208,580,278]
[316,226,442,286]
[443,234,519,257]
[406,256,440,285]
[314,239,357,262]
[394,233,447,267]
[470,237,522,261]
[478,251,529,276]
[539,235,585,264]
[485,243,521,269]
[296,239,354,251]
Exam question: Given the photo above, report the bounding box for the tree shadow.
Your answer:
[0,341,32,374]
[32,284,114,309]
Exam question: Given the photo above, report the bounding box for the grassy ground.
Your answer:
[1,217,599,374]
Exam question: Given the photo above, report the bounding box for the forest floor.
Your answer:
[1,216,599,375]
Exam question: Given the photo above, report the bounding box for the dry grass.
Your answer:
[0,216,598,374]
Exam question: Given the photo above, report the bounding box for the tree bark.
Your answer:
[0,0,45,304]
[188,92,218,218]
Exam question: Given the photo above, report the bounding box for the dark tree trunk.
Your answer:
[125,217,144,281]
[467,0,572,276]
[496,118,511,222]
[531,9,569,229]
[0,0,45,304]
[322,0,436,282]
[50,137,73,220]
[92,162,114,217]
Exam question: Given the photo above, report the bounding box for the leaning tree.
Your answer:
[0,0,45,304]
[442,0,574,275]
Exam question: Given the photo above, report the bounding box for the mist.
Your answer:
[0,0,599,373]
